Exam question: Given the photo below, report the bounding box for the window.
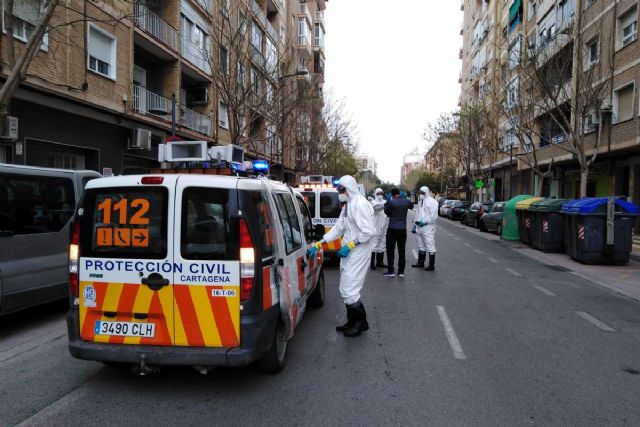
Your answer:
[508,35,521,68]
[237,60,246,86]
[582,111,598,134]
[251,67,261,95]
[219,0,230,16]
[503,130,519,150]
[219,45,229,74]
[218,101,229,129]
[252,21,263,54]
[88,24,116,79]
[506,76,520,108]
[618,7,637,49]
[585,37,599,67]
[320,192,341,219]
[528,0,537,20]
[613,83,634,123]
[265,37,277,76]
[298,17,311,45]
[274,193,302,254]
[0,173,75,236]
[557,0,574,26]
[255,192,274,258]
[295,196,313,239]
[181,187,234,261]
[238,10,247,34]
[314,23,324,48]
[2,0,48,50]
[300,191,316,218]
[265,122,276,156]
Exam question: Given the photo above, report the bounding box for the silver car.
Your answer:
[0,163,101,315]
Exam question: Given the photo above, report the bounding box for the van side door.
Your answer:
[295,195,322,297]
[272,191,307,338]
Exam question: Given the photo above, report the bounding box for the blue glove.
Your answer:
[307,241,323,258]
[415,221,427,227]
[411,225,417,234]
[336,241,357,258]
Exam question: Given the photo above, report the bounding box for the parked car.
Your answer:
[0,163,101,315]
[439,200,456,218]
[437,198,454,216]
[449,201,470,220]
[479,201,506,234]
[463,201,494,228]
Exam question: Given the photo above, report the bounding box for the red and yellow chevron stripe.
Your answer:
[322,226,342,252]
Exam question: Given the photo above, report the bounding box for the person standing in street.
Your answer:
[383,188,410,278]
[307,175,375,337]
[412,186,438,271]
[370,188,388,270]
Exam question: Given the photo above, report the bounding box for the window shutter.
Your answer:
[13,0,40,24]
[89,27,113,63]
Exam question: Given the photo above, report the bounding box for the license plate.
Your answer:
[94,321,155,338]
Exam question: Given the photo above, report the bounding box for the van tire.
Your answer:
[308,271,325,308]
[258,321,287,374]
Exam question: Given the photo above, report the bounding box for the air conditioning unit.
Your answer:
[2,116,18,140]
[590,112,600,125]
[600,98,612,112]
[130,128,152,150]
[190,87,208,105]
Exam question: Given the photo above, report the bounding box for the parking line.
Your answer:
[575,311,615,332]
[487,257,498,264]
[474,249,484,254]
[505,268,523,278]
[437,306,466,360]
[412,249,418,260]
[453,237,461,241]
[533,285,556,296]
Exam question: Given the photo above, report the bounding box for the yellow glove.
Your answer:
[346,241,357,250]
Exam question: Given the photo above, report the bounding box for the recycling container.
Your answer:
[502,195,533,241]
[529,198,569,253]
[561,197,640,265]
[515,197,544,245]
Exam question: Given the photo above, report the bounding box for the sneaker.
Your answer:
[398,273,404,278]
[383,272,396,278]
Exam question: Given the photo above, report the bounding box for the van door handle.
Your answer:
[141,273,170,291]
[301,259,307,270]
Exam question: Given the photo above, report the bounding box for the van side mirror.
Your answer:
[314,224,325,241]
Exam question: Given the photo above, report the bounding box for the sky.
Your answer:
[324,0,462,184]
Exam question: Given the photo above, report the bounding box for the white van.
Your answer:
[0,163,100,315]
[67,172,326,373]
[298,185,343,257]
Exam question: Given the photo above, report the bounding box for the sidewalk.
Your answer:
[451,222,640,302]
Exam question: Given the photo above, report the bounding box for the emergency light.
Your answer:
[252,160,269,172]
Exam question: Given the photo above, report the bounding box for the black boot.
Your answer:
[412,251,426,268]
[376,252,387,268]
[344,301,367,337]
[370,253,376,270]
[425,253,435,271]
[336,304,353,332]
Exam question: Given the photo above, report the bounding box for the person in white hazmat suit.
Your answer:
[307,175,375,337]
[411,186,438,271]
[370,188,388,270]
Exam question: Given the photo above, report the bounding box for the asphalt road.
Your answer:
[2,212,640,426]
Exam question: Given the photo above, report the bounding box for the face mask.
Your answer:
[339,193,348,203]
[419,195,425,200]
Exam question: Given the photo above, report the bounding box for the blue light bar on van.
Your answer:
[332,178,340,186]
[253,160,269,172]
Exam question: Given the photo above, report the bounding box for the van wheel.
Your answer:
[308,271,325,308]
[258,321,287,374]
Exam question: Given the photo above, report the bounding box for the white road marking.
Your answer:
[474,249,484,254]
[437,306,466,360]
[533,285,556,296]
[412,249,418,260]
[487,257,498,264]
[453,237,461,241]
[463,242,472,248]
[575,311,615,332]
[505,268,523,278]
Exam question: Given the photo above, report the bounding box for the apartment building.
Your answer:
[400,150,424,187]
[0,0,326,180]
[459,0,640,210]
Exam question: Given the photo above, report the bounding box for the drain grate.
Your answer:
[546,265,572,272]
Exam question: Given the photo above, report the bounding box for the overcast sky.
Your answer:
[324,0,462,184]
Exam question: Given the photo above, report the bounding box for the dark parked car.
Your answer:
[479,201,506,234]
[463,201,494,228]
[449,201,470,220]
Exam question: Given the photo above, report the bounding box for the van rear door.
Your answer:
[172,177,240,348]
[319,190,342,252]
[78,182,174,346]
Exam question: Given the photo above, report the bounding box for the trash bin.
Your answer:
[502,195,533,241]
[529,198,570,253]
[515,197,544,245]
[561,197,640,265]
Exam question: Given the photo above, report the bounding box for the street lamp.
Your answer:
[508,142,513,200]
[278,66,309,182]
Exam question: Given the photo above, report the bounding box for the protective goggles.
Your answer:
[337,185,347,194]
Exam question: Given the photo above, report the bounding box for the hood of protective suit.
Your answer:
[339,175,359,198]
[375,188,383,195]
[420,186,431,198]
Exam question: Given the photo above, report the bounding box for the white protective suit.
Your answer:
[323,175,375,305]
[415,186,438,254]
[371,188,388,253]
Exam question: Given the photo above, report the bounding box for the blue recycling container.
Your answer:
[561,197,640,265]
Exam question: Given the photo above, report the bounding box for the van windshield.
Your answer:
[320,191,340,218]
[80,187,167,259]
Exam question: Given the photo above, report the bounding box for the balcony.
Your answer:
[251,0,281,46]
[300,3,313,23]
[180,106,212,136]
[133,1,179,51]
[132,85,172,119]
[315,10,324,24]
[181,37,211,74]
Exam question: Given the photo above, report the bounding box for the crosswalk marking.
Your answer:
[437,306,466,360]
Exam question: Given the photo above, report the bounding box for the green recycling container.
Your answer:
[515,197,544,245]
[502,195,533,241]
[529,198,569,252]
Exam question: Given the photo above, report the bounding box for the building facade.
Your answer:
[0,0,326,181]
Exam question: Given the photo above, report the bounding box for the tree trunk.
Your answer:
[579,168,588,198]
[535,174,544,197]
[6,0,16,67]
[0,0,59,137]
